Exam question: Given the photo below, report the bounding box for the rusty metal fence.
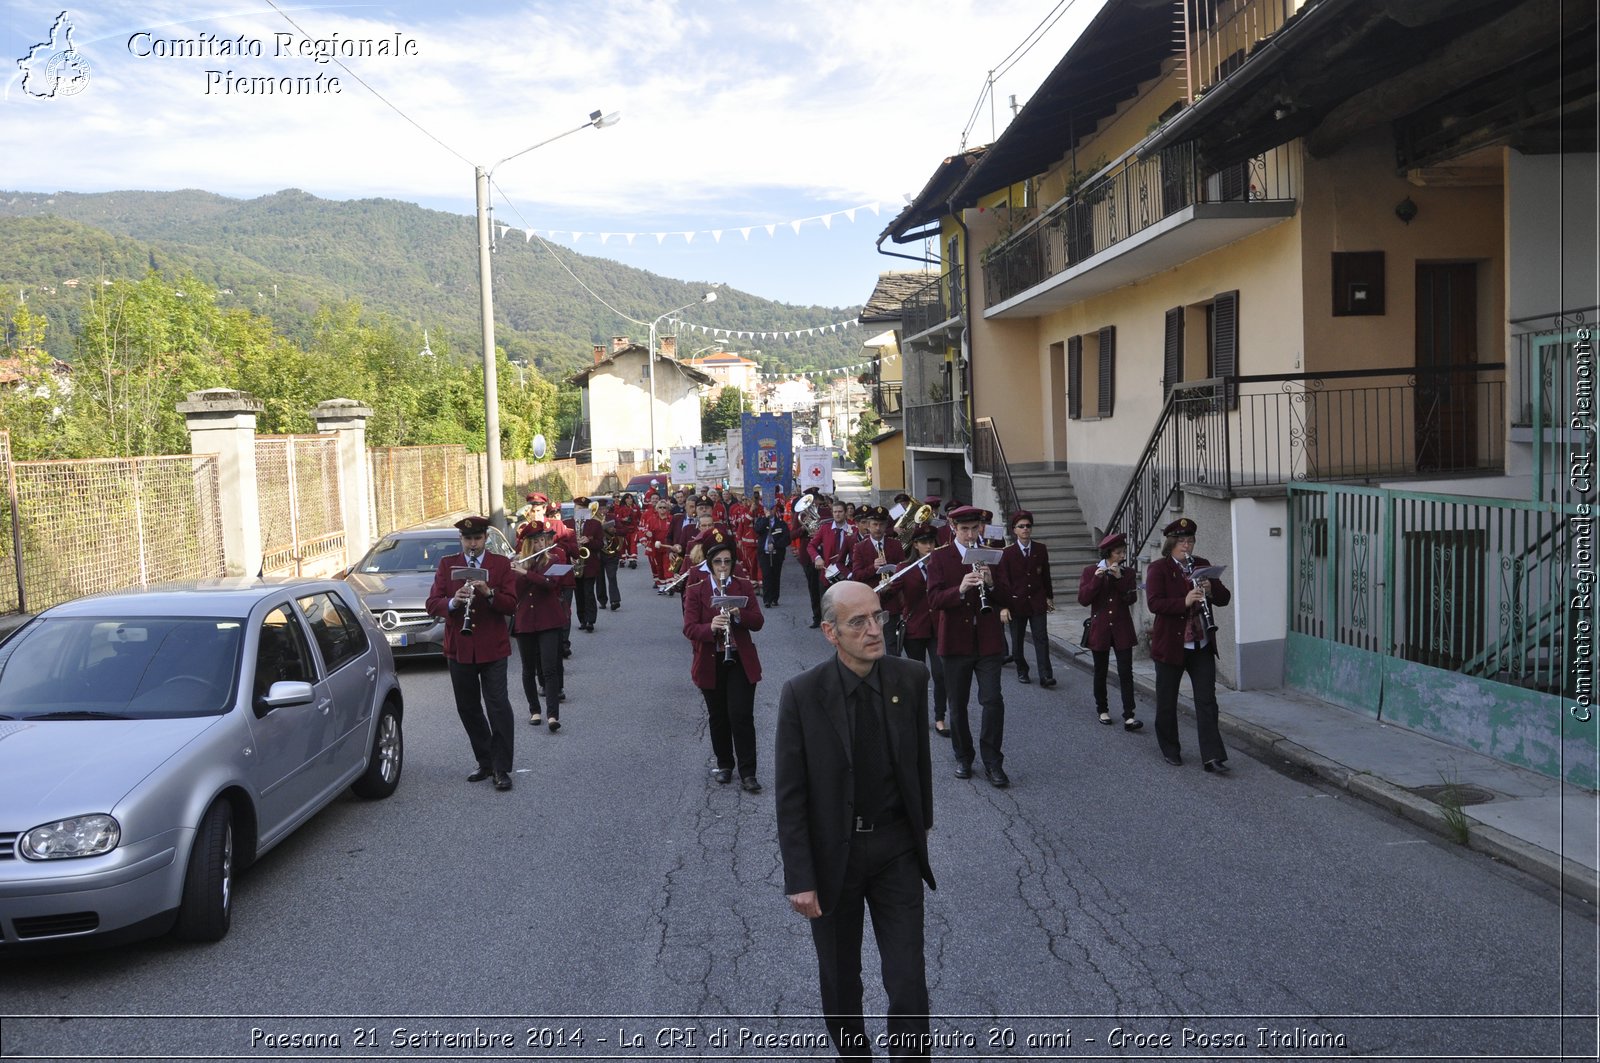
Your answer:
[369,445,475,537]
[257,435,345,576]
[2,438,225,613]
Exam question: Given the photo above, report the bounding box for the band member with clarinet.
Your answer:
[899,522,950,738]
[1078,532,1143,731]
[426,515,519,791]
[683,533,766,792]
[850,504,907,656]
[1145,517,1232,772]
[924,505,1013,788]
[513,523,573,732]
[570,497,602,632]
[998,509,1056,687]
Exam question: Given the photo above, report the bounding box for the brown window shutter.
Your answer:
[1211,290,1239,410]
[1097,325,1115,417]
[1067,335,1083,420]
[1163,307,1184,399]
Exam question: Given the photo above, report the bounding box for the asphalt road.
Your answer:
[3,556,1596,1062]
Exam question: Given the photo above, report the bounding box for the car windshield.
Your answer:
[359,536,461,573]
[0,617,243,719]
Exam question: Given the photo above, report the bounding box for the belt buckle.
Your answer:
[854,816,873,833]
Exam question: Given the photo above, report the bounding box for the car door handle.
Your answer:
[366,665,377,680]
[317,698,332,715]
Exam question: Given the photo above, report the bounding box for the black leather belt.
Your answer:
[854,812,906,833]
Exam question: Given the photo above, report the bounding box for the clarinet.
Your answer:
[714,573,736,663]
[1182,558,1216,634]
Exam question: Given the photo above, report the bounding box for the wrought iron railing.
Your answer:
[982,141,1297,307]
[972,418,1019,524]
[1510,307,1595,507]
[905,402,960,449]
[1103,364,1507,554]
[902,269,963,340]
[873,382,903,418]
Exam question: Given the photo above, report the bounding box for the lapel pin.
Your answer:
[891,695,900,704]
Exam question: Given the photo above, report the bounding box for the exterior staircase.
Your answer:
[1008,464,1099,600]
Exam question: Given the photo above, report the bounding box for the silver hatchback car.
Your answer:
[0,578,404,950]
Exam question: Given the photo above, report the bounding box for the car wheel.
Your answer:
[352,701,403,799]
[173,801,232,942]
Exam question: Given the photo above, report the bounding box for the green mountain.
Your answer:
[0,188,865,379]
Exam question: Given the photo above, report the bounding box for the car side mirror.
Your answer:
[255,680,315,716]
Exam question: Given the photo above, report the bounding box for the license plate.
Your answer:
[385,633,409,647]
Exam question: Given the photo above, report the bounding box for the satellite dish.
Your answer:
[531,434,548,460]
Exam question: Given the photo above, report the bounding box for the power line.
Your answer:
[959,0,1085,148]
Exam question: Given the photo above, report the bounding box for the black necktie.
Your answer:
[852,682,889,824]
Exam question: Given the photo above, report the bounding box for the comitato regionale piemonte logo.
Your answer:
[17,11,92,98]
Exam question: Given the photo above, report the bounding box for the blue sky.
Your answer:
[3,0,1105,312]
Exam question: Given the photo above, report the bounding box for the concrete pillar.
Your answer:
[178,389,264,578]
[312,399,375,567]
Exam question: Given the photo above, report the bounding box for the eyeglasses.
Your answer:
[1014,523,1032,529]
[836,610,890,634]
[710,557,734,565]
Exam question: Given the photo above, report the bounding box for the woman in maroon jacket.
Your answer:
[682,537,766,792]
[898,524,950,736]
[513,524,574,732]
[1144,517,1232,772]
[1077,532,1143,731]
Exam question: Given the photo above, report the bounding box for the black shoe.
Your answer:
[1040,676,1057,688]
[934,721,950,738]
[739,776,763,793]
[467,767,493,783]
[954,763,973,780]
[1001,655,1014,665]
[493,771,513,791]
[548,719,561,733]
[808,619,821,628]
[1203,759,1231,774]
[1163,753,1183,766]
[1124,717,1144,732]
[529,712,542,726]
[610,603,620,610]
[713,767,733,785]
[562,647,572,659]
[560,692,568,702]
[985,766,1010,789]
[1017,673,1032,684]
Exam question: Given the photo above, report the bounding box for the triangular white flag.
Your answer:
[740,227,752,240]
[571,232,584,241]
[764,224,777,237]
[820,214,833,229]
[712,230,723,243]
[868,203,881,215]
[683,232,695,244]
[790,219,803,235]
[599,233,611,243]
[499,224,510,239]
[845,208,858,223]
[655,233,668,245]
[525,231,535,242]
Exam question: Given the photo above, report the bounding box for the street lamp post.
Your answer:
[476,108,619,528]
[647,291,717,470]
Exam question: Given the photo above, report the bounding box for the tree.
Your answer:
[847,408,881,468]
[701,387,743,440]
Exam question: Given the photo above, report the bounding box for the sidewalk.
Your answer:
[1038,608,1599,905]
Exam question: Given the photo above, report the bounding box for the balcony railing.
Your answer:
[1104,363,1506,555]
[905,402,961,449]
[982,141,1297,307]
[873,382,903,418]
[902,269,964,341]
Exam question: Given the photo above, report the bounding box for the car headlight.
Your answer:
[19,815,121,859]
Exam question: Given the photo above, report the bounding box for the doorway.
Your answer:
[1414,263,1479,472]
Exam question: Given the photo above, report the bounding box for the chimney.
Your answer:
[611,336,630,353]
[593,344,605,364]
[660,337,677,360]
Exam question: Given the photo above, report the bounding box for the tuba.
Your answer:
[894,501,934,541]
[793,493,821,536]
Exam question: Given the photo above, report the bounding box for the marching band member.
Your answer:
[1079,532,1143,731]
[644,496,680,585]
[807,497,857,606]
[794,487,824,628]
[924,505,1013,788]
[594,497,623,612]
[730,492,761,598]
[756,503,791,608]
[513,523,573,732]
[569,497,603,633]
[425,515,520,791]
[683,534,766,792]
[1145,517,1232,772]
[616,492,642,568]
[849,504,906,657]
[545,501,577,659]
[899,523,949,737]
[997,509,1056,687]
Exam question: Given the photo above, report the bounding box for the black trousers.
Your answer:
[942,652,1004,771]
[560,587,573,653]
[1008,612,1053,679]
[760,549,785,605]
[515,629,562,720]
[809,820,930,1063]
[447,656,514,773]
[702,657,758,776]
[901,637,947,723]
[882,613,905,658]
[574,576,599,628]
[1093,646,1136,717]
[1154,648,1227,763]
[804,561,824,622]
[595,557,621,607]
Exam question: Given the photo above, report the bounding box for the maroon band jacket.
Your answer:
[1144,554,1231,666]
[998,540,1053,616]
[513,547,574,633]
[924,542,1012,657]
[425,552,518,662]
[1077,562,1139,652]
[682,574,765,689]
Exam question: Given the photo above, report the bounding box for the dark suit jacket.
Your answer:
[775,655,935,915]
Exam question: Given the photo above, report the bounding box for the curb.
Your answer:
[1045,631,1598,906]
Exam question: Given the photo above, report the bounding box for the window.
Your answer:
[1096,325,1116,418]
[1067,335,1083,420]
[254,605,317,710]
[1210,290,1240,410]
[1163,307,1184,399]
[297,592,369,673]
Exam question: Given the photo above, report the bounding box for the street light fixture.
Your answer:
[647,290,717,469]
[476,108,620,528]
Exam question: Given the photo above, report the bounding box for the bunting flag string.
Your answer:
[750,350,900,381]
[664,317,862,342]
[495,200,886,250]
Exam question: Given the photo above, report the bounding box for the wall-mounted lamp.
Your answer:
[1395,197,1418,225]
